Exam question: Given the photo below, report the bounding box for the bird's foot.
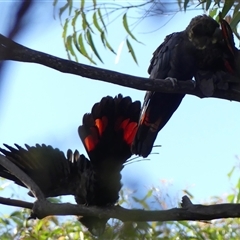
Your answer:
[165,77,178,87]
[195,71,215,96]
[195,70,233,96]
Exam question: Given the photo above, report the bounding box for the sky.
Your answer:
[0,1,240,217]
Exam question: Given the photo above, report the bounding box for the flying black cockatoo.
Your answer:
[132,15,236,158]
[0,94,141,236]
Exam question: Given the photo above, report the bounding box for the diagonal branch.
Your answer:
[0,154,45,200]
[0,34,240,102]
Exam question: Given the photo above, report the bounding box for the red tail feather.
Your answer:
[79,94,141,164]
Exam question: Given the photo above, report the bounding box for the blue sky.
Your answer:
[0,2,240,216]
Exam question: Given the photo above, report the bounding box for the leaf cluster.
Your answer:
[54,0,240,64]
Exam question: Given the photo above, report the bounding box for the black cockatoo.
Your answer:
[219,17,240,83]
[0,94,141,236]
[132,15,236,158]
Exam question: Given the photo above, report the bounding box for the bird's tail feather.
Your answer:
[78,94,141,167]
[77,94,141,236]
[132,92,184,157]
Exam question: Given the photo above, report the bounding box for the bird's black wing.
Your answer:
[132,31,196,158]
[0,144,90,198]
[132,15,235,158]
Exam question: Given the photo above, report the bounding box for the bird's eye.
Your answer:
[192,24,205,36]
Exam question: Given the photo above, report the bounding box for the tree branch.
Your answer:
[0,196,33,209]
[0,192,239,223]
[29,195,240,222]
[0,154,45,200]
[0,34,240,102]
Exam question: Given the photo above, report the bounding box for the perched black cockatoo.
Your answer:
[132,15,236,158]
[0,94,141,236]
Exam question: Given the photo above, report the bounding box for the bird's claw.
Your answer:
[165,77,178,87]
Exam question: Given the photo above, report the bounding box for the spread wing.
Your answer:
[0,144,90,197]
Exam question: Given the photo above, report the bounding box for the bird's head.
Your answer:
[186,15,223,49]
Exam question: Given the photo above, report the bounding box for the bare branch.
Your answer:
[0,194,239,223]
[0,34,240,102]
[30,195,240,222]
[0,154,45,200]
[0,196,33,209]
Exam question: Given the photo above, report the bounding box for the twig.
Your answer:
[0,34,240,102]
[181,195,194,207]
[0,154,45,201]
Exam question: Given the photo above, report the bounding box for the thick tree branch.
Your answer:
[0,154,44,200]
[22,195,240,222]
[0,191,240,223]
[0,34,240,102]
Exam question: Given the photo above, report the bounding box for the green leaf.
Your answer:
[66,35,78,61]
[59,2,69,20]
[81,12,88,31]
[93,12,102,33]
[177,0,182,11]
[236,179,240,203]
[97,8,107,32]
[230,11,240,30]
[80,0,85,11]
[81,12,93,32]
[68,0,73,15]
[62,18,69,40]
[132,196,149,209]
[126,39,138,64]
[209,8,218,18]
[92,0,97,9]
[78,33,96,64]
[72,10,80,32]
[47,197,62,204]
[233,3,240,16]
[221,0,234,18]
[100,31,116,54]
[35,219,44,231]
[184,0,190,11]
[86,30,103,63]
[205,0,212,11]
[227,194,235,203]
[143,189,153,200]
[123,13,138,42]
[227,166,235,179]
[73,32,81,53]
[53,0,58,7]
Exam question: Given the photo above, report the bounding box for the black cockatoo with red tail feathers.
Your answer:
[0,94,141,236]
[132,15,237,158]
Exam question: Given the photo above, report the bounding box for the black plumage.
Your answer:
[132,15,236,158]
[0,94,141,236]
